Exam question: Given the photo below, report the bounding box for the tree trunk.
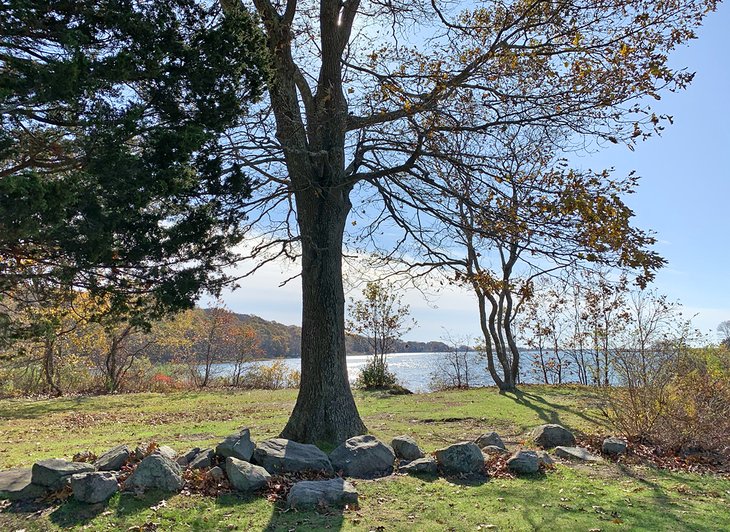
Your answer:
[280,188,367,444]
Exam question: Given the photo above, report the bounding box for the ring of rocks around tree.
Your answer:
[1,424,630,511]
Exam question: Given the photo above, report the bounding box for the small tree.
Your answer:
[347,282,414,388]
[431,333,475,390]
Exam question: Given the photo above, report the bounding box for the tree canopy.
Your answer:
[0,0,268,338]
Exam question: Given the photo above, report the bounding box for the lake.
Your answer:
[211,351,496,392]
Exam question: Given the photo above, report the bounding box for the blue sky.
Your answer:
[217,3,730,343]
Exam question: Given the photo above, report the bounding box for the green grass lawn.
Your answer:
[1,386,728,531]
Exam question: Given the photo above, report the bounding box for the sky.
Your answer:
[213,3,730,343]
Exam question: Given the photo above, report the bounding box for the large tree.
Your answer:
[220,0,717,443]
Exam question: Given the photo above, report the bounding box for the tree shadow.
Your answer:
[503,389,608,430]
[215,491,347,531]
[48,490,170,528]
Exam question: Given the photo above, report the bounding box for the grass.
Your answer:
[1,385,728,531]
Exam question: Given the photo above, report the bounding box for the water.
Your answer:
[211,351,495,393]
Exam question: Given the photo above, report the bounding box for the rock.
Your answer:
[176,447,201,467]
[95,445,131,471]
[399,457,438,476]
[70,472,119,504]
[602,437,627,456]
[31,459,96,489]
[155,445,177,461]
[536,450,554,467]
[216,429,255,462]
[330,435,395,479]
[506,450,540,474]
[554,446,602,462]
[188,449,214,470]
[475,431,506,450]
[0,468,50,501]
[532,424,576,449]
[391,435,424,461]
[225,457,270,492]
[124,454,183,493]
[434,442,485,476]
[253,438,333,475]
[208,466,225,481]
[287,478,358,509]
[482,445,509,455]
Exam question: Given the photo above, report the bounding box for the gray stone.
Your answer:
[391,435,424,461]
[434,442,485,475]
[554,446,602,462]
[536,450,554,467]
[532,424,576,449]
[70,472,119,504]
[94,445,131,471]
[31,459,96,489]
[0,468,49,501]
[154,445,177,461]
[208,466,225,481]
[124,454,183,493]
[253,438,333,475]
[475,431,506,450]
[330,435,395,479]
[287,478,358,509]
[225,457,270,492]
[482,445,509,455]
[399,457,438,476]
[176,447,201,467]
[216,428,255,462]
[602,437,627,456]
[188,449,214,470]
[506,450,540,474]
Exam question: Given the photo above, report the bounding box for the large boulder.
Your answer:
[287,478,358,509]
[124,454,183,493]
[31,459,96,490]
[330,435,395,479]
[188,449,214,470]
[554,446,602,462]
[532,424,576,449]
[0,468,49,501]
[253,438,333,475]
[391,435,424,461]
[226,457,270,492]
[94,445,131,471]
[399,457,438,476]
[602,437,628,456]
[70,472,119,504]
[506,450,540,474]
[434,442,485,476]
[216,429,255,462]
[475,432,506,450]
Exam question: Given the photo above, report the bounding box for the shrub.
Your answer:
[606,346,730,454]
[355,356,398,389]
[234,360,300,389]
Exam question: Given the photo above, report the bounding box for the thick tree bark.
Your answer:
[280,187,367,444]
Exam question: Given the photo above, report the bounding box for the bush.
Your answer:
[355,356,398,389]
[233,360,300,389]
[606,346,730,454]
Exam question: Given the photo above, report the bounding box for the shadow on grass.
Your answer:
[48,490,170,528]
[216,491,347,532]
[503,389,608,431]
